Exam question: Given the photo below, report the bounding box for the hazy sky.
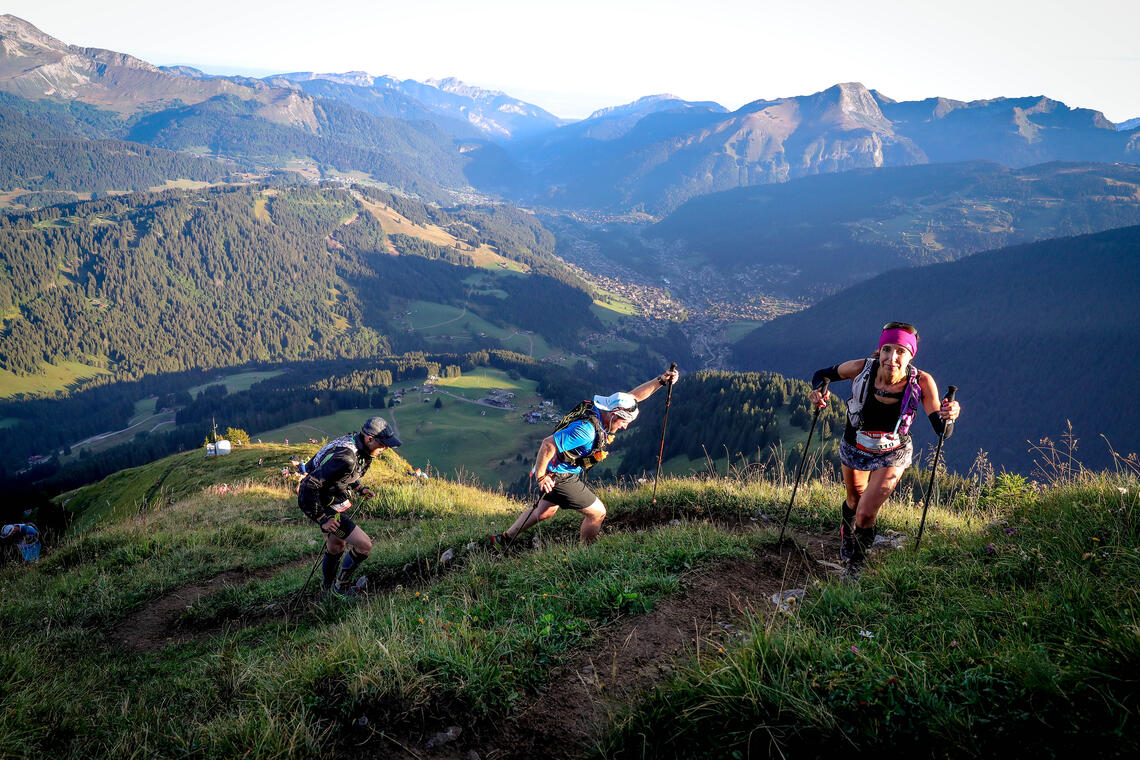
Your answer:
[7,0,1138,122]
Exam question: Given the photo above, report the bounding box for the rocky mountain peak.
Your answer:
[426,77,506,101]
[587,94,684,120]
[0,15,66,52]
[803,83,893,132]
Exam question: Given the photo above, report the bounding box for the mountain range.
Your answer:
[266,72,568,141]
[2,14,1138,216]
[501,84,1140,213]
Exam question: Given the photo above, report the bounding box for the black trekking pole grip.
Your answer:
[651,362,678,506]
[777,379,829,543]
[915,385,958,552]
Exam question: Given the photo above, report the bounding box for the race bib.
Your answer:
[331,499,352,513]
[855,430,903,453]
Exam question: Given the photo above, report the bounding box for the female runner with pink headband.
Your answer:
[807,322,961,578]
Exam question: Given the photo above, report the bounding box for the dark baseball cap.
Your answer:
[361,416,402,447]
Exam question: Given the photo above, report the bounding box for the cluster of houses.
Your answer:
[390,376,441,406]
[480,388,516,409]
[522,400,559,425]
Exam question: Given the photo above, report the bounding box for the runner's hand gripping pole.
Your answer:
[915,385,957,552]
[651,362,678,506]
[778,378,829,543]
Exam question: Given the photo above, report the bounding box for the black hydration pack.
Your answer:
[300,434,356,475]
[552,400,612,470]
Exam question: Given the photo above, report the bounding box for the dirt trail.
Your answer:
[110,516,841,666]
[112,561,304,652]
[489,547,823,760]
[358,533,839,760]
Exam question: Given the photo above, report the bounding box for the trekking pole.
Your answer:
[293,498,362,605]
[651,362,678,506]
[915,386,957,552]
[295,549,326,604]
[778,379,829,543]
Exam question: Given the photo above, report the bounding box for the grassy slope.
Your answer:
[394,299,562,359]
[604,475,1140,759]
[0,360,111,398]
[7,451,781,758]
[358,196,527,273]
[4,450,1136,759]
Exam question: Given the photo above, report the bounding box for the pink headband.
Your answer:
[879,328,917,357]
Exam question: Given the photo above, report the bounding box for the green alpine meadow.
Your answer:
[2,441,1136,758]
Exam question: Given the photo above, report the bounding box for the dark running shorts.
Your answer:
[839,438,913,472]
[301,505,357,540]
[542,473,599,511]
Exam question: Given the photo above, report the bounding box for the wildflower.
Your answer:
[1092,537,1100,542]
[985,543,996,555]
[859,630,874,639]
[1118,487,1128,495]
[850,646,860,654]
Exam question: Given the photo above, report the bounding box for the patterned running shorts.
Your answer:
[839,437,913,471]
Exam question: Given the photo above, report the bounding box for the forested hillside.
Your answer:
[732,225,1140,471]
[0,101,230,196]
[0,186,385,377]
[650,161,1140,297]
[0,184,596,380]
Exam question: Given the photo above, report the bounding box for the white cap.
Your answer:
[593,392,639,421]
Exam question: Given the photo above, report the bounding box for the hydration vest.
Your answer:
[552,401,613,471]
[847,357,922,436]
[300,434,357,475]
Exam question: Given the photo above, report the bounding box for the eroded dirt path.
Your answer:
[112,561,303,651]
[110,516,841,673]
[364,534,837,760]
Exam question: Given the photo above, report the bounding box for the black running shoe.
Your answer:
[489,532,512,551]
[839,524,857,562]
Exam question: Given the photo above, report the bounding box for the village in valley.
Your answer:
[390,375,563,426]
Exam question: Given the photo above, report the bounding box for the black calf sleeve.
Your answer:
[322,551,343,587]
[335,548,368,588]
[841,502,856,532]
